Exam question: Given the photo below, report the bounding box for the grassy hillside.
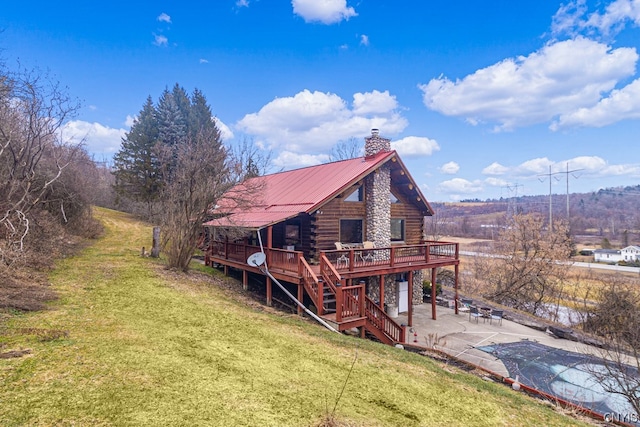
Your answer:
[0,208,591,426]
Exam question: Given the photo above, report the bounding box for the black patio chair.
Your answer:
[490,310,503,326]
[469,306,482,323]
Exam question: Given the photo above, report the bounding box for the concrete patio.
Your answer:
[395,303,595,378]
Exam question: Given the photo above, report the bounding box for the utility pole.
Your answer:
[558,163,583,226]
[538,163,582,231]
[503,183,524,217]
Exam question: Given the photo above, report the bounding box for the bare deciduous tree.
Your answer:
[479,213,572,315]
[329,137,362,161]
[157,130,267,272]
[582,279,640,416]
[0,65,81,266]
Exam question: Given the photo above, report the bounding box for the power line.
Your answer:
[538,163,583,229]
[503,182,524,217]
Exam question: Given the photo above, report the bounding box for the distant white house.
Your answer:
[621,245,640,262]
[594,246,640,263]
[594,249,622,263]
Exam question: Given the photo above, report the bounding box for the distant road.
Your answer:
[570,261,640,274]
[459,251,640,274]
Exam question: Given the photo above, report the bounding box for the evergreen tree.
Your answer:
[189,88,217,139]
[157,87,187,148]
[112,96,161,213]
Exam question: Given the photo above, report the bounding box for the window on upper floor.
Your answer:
[340,219,363,243]
[391,218,405,242]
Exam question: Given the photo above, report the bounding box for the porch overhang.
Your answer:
[204,210,307,230]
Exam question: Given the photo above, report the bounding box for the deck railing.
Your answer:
[209,240,407,344]
[323,241,459,272]
[268,248,302,273]
[364,296,405,344]
[300,257,321,312]
[209,241,458,276]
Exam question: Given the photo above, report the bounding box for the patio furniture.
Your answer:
[458,298,473,313]
[359,241,375,262]
[469,306,482,323]
[490,310,503,326]
[334,242,349,267]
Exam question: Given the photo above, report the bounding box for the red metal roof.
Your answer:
[205,150,429,229]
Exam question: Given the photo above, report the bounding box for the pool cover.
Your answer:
[478,341,638,424]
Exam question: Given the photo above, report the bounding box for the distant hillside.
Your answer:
[430,185,640,246]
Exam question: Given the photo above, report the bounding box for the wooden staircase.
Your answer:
[300,255,406,346]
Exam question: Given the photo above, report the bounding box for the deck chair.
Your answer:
[458,298,472,313]
[469,306,482,323]
[490,310,503,326]
[334,242,349,267]
[359,241,375,262]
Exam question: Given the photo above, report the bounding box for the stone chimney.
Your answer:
[365,128,391,157]
[364,129,391,249]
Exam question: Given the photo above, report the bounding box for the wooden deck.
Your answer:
[205,240,459,346]
[207,240,459,282]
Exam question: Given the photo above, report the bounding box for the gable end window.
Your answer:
[345,186,364,202]
[391,218,405,242]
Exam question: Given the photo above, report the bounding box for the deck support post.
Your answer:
[243,270,248,291]
[431,268,437,320]
[297,283,304,315]
[266,276,272,306]
[408,270,414,327]
[379,274,385,308]
[224,265,229,276]
[454,263,459,315]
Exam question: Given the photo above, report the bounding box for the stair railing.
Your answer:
[364,296,405,344]
[299,257,324,314]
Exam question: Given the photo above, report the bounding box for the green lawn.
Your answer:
[0,208,591,426]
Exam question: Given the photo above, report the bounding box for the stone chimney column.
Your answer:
[364,129,391,248]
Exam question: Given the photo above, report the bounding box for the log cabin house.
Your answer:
[204,129,460,346]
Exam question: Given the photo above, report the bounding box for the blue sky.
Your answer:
[3,0,640,202]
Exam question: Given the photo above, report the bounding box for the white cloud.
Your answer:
[391,136,440,157]
[236,89,408,153]
[199,58,209,64]
[439,161,459,174]
[292,0,357,24]
[515,157,554,175]
[125,115,135,128]
[236,0,250,7]
[88,105,97,111]
[352,90,397,115]
[482,162,509,175]
[559,156,640,177]
[438,178,484,194]
[553,0,640,37]
[553,78,640,129]
[485,177,508,187]
[153,34,168,46]
[214,117,234,141]
[360,34,369,46]
[585,0,640,35]
[272,151,329,169]
[61,120,126,156]
[420,37,638,131]
[157,13,171,23]
[551,0,589,36]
